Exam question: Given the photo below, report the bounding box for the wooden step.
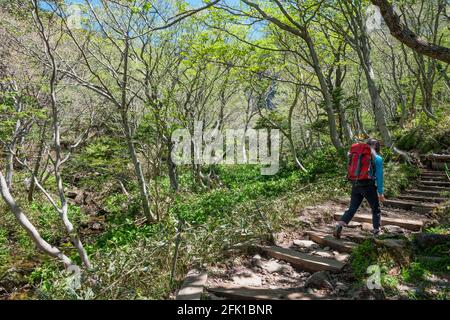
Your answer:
[341,231,371,243]
[334,213,423,231]
[310,227,370,244]
[260,246,345,273]
[420,171,446,175]
[407,189,445,198]
[208,286,323,300]
[419,170,447,176]
[419,180,450,187]
[423,154,450,162]
[176,270,208,300]
[420,175,448,181]
[306,231,357,253]
[383,199,437,214]
[417,185,450,192]
[398,194,446,203]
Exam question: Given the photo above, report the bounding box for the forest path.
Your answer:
[177,166,450,300]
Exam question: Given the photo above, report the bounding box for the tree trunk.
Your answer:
[358,24,393,147]
[354,106,366,137]
[334,56,353,144]
[122,112,156,222]
[365,69,393,147]
[341,110,353,143]
[0,172,73,269]
[287,136,307,172]
[121,38,156,223]
[5,148,15,190]
[422,58,437,120]
[28,122,47,202]
[167,140,179,192]
[371,0,450,64]
[423,80,437,120]
[32,0,92,269]
[5,119,21,189]
[304,32,344,153]
[52,84,92,270]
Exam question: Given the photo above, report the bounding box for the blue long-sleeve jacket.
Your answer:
[370,155,384,195]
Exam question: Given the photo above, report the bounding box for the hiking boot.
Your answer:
[333,224,343,239]
[371,229,381,237]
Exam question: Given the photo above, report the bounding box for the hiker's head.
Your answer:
[367,138,381,153]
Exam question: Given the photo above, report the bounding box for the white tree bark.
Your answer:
[336,1,394,147]
[31,0,92,269]
[0,171,73,269]
[240,0,344,154]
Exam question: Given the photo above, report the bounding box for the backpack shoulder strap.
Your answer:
[371,154,377,178]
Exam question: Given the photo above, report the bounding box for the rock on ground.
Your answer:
[311,250,334,259]
[258,260,284,273]
[293,239,320,249]
[362,223,373,231]
[383,225,404,234]
[305,271,333,290]
[415,233,450,250]
[232,271,262,287]
[352,286,386,300]
[348,222,362,228]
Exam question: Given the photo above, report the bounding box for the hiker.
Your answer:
[334,138,385,238]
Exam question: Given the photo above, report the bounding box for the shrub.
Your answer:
[401,262,428,283]
[0,228,10,271]
[396,116,450,154]
[351,239,379,280]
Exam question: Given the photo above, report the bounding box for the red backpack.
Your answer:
[347,143,375,181]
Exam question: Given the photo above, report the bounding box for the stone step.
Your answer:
[407,189,445,198]
[208,286,322,300]
[260,246,345,273]
[398,194,446,203]
[383,199,437,214]
[417,185,450,192]
[334,213,423,231]
[418,180,450,187]
[176,270,208,300]
[306,231,357,254]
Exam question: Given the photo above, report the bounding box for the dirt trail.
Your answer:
[177,167,450,300]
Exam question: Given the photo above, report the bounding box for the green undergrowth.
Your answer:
[383,162,420,197]
[0,228,10,273]
[0,147,429,299]
[401,236,450,300]
[350,225,450,300]
[395,116,450,154]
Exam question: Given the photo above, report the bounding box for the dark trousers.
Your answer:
[340,183,381,230]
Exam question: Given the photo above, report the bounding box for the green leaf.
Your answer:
[143,2,152,13]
